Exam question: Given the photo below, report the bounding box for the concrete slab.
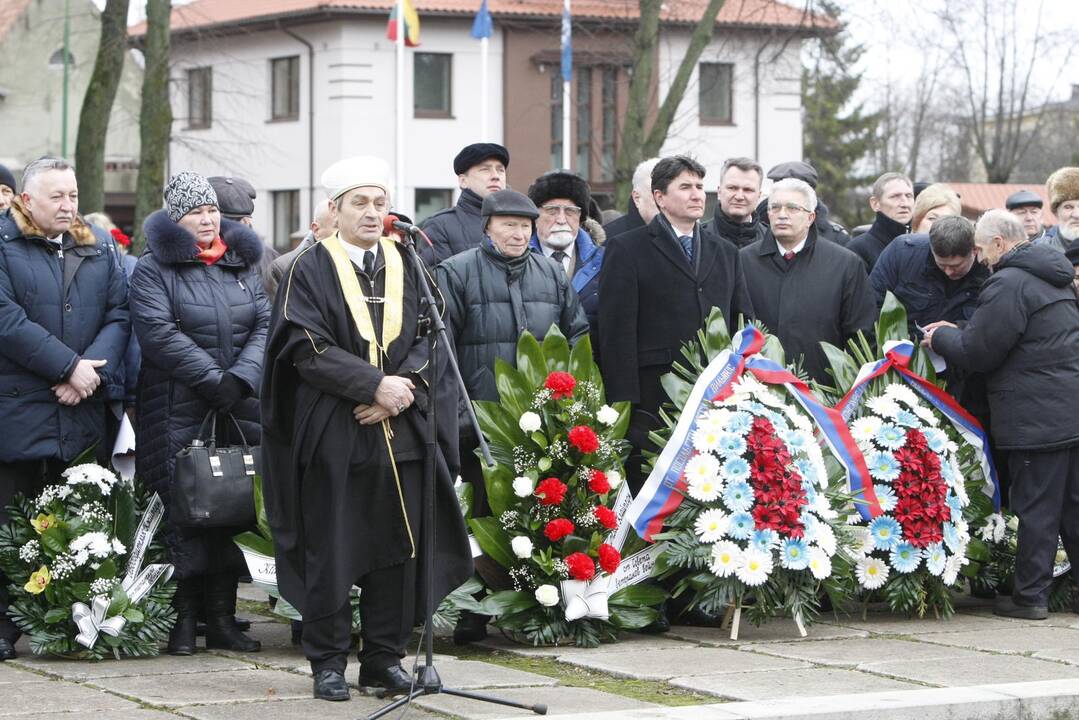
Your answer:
[1034,647,1079,666]
[0,680,140,716]
[427,659,558,689]
[669,666,921,701]
[476,632,696,658]
[89,667,313,707]
[743,637,982,669]
[414,684,660,719]
[560,646,806,681]
[861,653,1079,686]
[828,611,1036,636]
[981,678,1079,720]
[176,696,443,719]
[915,625,1079,654]
[10,652,253,681]
[667,620,868,646]
[0,663,50,685]
[236,584,270,603]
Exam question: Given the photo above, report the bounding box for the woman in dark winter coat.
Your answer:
[130,172,271,655]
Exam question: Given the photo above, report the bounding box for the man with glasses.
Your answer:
[1040,167,1079,253]
[740,178,875,384]
[527,171,605,334]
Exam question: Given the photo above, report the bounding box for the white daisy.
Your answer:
[710,541,741,578]
[851,416,884,443]
[694,509,730,543]
[856,556,890,589]
[684,453,721,483]
[808,546,833,579]
[912,404,940,426]
[884,384,921,409]
[735,548,774,586]
[942,554,964,586]
[815,523,838,556]
[686,472,723,502]
[866,395,901,418]
[692,425,723,453]
[701,407,732,432]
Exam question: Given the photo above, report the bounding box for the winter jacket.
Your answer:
[419,188,485,266]
[848,211,910,273]
[265,231,316,299]
[932,243,1079,451]
[0,199,129,463]
[1034,225,1070,253]
[529,218,605,334]
[436,239,589,419]
[130,211,271,578]
[603,197,645,242]
[740,227,876,384]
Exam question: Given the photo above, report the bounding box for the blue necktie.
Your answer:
[679,235,693,262]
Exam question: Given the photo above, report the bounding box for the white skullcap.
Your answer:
[321,155,393,201]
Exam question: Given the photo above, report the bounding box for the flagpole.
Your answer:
[396,0,405,209]
[480,35,489,140]
[561,0,571,170]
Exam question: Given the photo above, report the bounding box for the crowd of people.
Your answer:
[1,145,1078,703]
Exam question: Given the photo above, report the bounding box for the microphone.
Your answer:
[385,213,433,247]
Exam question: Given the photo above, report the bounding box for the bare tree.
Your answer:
[74,0,132,214]
[133,0,172,250]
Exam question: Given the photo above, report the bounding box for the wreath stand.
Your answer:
[720,597,807,641]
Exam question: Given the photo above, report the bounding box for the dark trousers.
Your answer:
[626,408,662,495]
[1008,446,1079,606]
[0,459,66,641]
[458,433,490,518]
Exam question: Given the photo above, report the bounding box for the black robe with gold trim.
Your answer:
[260,236,472,622]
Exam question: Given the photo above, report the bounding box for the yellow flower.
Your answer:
[24,566,50,594]
[30,514,57,534]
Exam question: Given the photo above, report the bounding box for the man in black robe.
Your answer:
[261,156,472,701]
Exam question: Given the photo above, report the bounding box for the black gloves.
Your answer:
[212,373,246,411]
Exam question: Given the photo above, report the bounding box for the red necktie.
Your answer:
[783,251,795,261]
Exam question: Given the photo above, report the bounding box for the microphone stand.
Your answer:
[367,230,546,719]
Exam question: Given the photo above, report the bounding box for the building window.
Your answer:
[415,188,453,224]
[600,67,618,181]
[48,49,76,68]
[271,56,300,121]
[272,190,300,251]
[699,62,733,125]
[576,67,592,180]
[187,67,212,129]
[550,74,562,169]
[414,53,452,118]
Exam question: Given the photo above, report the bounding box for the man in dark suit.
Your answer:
[598,155,754,493]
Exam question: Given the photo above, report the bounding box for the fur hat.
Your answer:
[1047,167,1079,214]
[164,171,218,222]
[527,171,591,222]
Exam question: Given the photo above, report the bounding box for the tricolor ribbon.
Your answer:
[837,340,1001,510]
[561,575,610,621]
[72,595,125,649]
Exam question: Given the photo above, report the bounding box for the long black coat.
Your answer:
[932,244,1079,451]
[740,227,876,384]
[848,212,910,273]
[131,212,270,578]
[419,188,484,266]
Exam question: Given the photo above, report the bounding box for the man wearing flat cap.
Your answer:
[1038,167,1079,253]
[209,175,280,288]
[757,160,851,247]
[420,142,509,266]
[1006,189,1047,243]
[261,155,471,701]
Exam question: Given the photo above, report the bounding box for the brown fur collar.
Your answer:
[10,196,96,246]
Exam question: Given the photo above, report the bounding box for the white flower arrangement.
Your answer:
[518,411,542,433]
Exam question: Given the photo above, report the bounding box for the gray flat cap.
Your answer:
[482,189,539,220]
[209,176,257,218]
[767,161,818,188]
[1005,189,1043,210]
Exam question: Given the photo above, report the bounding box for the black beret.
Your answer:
[208,176,256,218]
[0,163,15,193]
[482,189,538,220]
[527,170,591,221]
[453,143,510,175]
[766,161,818,188]
[1005,189,1043,210]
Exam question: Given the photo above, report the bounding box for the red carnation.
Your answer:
[544,518,575,541]
[566,552,596,581]
[594,505,617,529]
[535,477,568,506]
[568,425,600,454]
[110,227,131,247]
[598,543,621,574]
[544,371,576,400]
[589,469,611,494]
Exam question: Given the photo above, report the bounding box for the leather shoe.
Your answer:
[312,669,350,701]
[993,596,1048,620]
[0,638,16,661]
[359,663,413,697]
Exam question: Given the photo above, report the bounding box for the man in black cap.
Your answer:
[1006,189,1047,242]
[0,164,15,212]
[420,142,509,266]
[209,175,279,287]
[757,160,851,246]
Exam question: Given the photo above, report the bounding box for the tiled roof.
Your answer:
[0,0,32,43]
[946,182,1056,224]
[131,0,835,36]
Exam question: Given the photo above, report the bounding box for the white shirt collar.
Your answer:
[342,239,378,269]
[541,241,574,273]
[781,235,808,255]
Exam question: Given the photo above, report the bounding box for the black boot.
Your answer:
[167,579,201,655]
[204,574,261,652]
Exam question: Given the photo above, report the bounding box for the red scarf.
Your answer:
[195,237,228,265]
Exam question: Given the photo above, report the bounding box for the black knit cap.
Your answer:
[0,163,15,193]
[1005,189,1043,210]
[453,143,510,175]
[209,176,256,218]
[527,170,591,221]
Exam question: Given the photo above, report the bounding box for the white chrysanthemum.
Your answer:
[534,585,559,607]
[735,548,774,586]
[866,395,901,418]
[692,425,723,453]
[518,411,542,433]
[710,541,741,578]
[702,407,733,432]
[513,476,534,497]
[607,469,623,490]
[694,509,730,543]
[812,493,839,519]
[942,554,964,586]
[596,405,619,426]
[815,523,838,556]
[511,536,534,559]
[851,416,884,443]
[884,384,921,408]
[111,538,126,555]
[856,556,890,589]
[63,464,120,495]
[69,531,114,560]
[808,546,833,579]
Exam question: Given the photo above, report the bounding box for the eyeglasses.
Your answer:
[767,203,811,215]
[541,204,582,218]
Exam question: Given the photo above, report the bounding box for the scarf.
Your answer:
[711,208,760,248]
[195,237,228,265]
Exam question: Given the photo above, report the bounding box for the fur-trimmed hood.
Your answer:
[583,217,606,246]
[8,196,96,246]
[143,209,264,267]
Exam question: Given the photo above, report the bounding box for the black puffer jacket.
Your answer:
[130,211,271,577]
[436,239,588,415]
[932,243,1079,451]
[419,188,484,266]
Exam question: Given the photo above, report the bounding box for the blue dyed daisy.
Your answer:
[794,457,817,484]
[727,411,753,435]
[873,483,898,512]
[869,516,903,550]
[780,429,809,452]
[746,401,768,416]
[723,480,754,512]
[943,522,961,552]
[945,494,962,521]
[722,457,752,483]
[889,542,921,573]
[751,528,779,553]
[717,433,747,457]
[867,451,901,482]
[800,513,820,543]
[803,483,819,506]
[728,511,755,540]
[923,428,947,453]
[780,538,811,570]
[894,410,920,428]
[925,543,947,576]
[875,423,907,450]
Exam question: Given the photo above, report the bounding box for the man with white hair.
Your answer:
[925,208,1079,620]
[1038,167,1079,252]
[603,157,661,242]
[739,177,876,384]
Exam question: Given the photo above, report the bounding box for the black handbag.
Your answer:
[171,411,259,528]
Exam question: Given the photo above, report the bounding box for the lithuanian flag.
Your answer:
[386,0,421,47]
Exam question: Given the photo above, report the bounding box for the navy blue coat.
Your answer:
[529,220,605,335]
[131,211,270,577]
[0,202,129,463]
